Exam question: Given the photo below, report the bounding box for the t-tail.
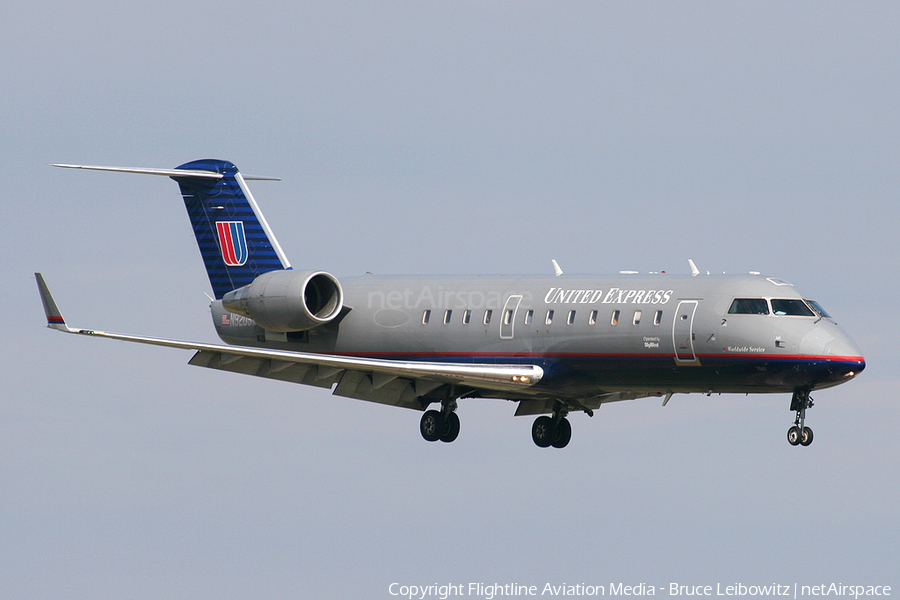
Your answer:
[53,160,291,299]
[173,159,290,298]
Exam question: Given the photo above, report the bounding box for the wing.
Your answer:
[35,274,543,410]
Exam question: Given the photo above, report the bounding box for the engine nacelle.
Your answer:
[221,270,344,332]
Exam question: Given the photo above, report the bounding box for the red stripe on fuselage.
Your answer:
[321,350,864,363]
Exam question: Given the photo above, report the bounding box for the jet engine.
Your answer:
[221,270,344,332]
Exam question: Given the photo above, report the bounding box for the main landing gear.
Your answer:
[531,402,572,449]
[787,390,814,447]
[419,400,460,443]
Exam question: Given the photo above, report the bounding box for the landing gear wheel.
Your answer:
[420,410,445,442]
[440,411,460,443]
[532,416,555,448]
[551,417,572,449]
[800,426,814,447]
[788,390,815,447]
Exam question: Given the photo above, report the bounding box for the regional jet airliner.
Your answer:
[37,160,865,447]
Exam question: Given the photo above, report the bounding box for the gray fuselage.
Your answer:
[211,273,865,404]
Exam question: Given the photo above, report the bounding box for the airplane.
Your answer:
[37,159,866,448]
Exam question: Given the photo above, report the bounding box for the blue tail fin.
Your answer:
[172,159,291,299]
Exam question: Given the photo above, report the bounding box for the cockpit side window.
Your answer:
[805,299,832,319]
[728,298,769,315]
[771,299,815,317]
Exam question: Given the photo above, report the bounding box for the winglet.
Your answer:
[35,273,74,332]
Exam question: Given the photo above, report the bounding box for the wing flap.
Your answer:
[190,350,439,409]
[332,370,421,409]
[189,351,341,389]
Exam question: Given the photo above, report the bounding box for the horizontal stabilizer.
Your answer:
[52,163,280,181]
[53,160,290,299]
[52,163,223,179]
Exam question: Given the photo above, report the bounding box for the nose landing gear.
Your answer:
[787,390,814,447]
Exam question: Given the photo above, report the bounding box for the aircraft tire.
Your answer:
[800,426,814,447]
[440,412,460,443]
[420,410,445,442]
[787,425,802,446]
[532,416,555,448]
[551,417,572,448]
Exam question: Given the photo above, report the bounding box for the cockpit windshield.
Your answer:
[727,298,825,318]
[728,298,769,315]
[771,299,815,317]
[805,299,832,319]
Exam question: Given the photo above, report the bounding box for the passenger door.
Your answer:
[673,300,699,364]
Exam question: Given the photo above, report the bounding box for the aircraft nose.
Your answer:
[827,337,866,376]
[800,322,866,377]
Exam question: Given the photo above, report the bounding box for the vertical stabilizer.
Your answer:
[172,160,291,299]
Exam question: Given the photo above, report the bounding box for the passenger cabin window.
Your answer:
[611,310,620,326]
[483,310,492,325]
[633,310,642,325]
[545,310,554,325]
[567,310,576,325]
[422,310,431,324]
[771,299,815,317]
[728,298,769,315]
[503,310,513,326]
[589,310,598,325]
[462,309,471,324]
[443,309,452,324]
[524,309,534,325]
[653,310,663,326]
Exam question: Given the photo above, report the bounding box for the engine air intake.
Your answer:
[222,270,343,332]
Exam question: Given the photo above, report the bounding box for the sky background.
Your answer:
[3,2,898,598]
